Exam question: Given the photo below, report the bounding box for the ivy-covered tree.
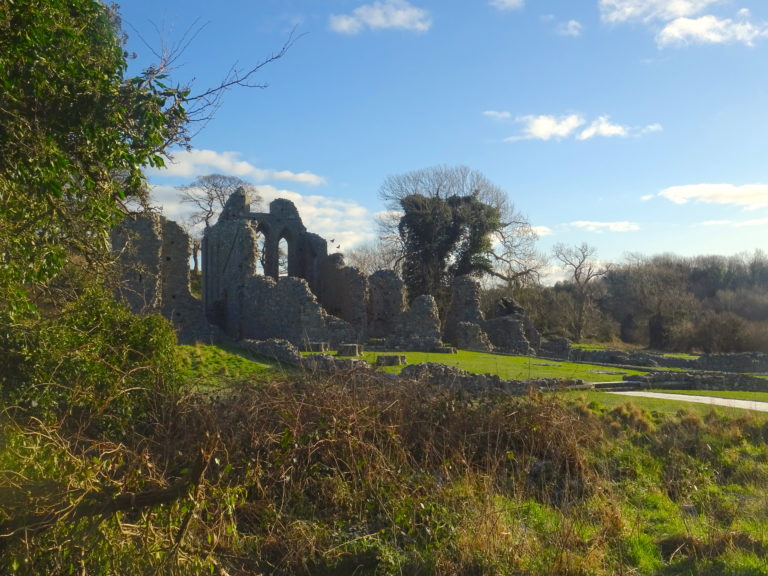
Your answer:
[398,193,501,307]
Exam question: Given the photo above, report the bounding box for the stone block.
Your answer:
[304,341,330,353]
[431,346,457,354]
[376,355,407,366]
[337,343,361,356]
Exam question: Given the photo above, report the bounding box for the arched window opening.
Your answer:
[255,231,266,275]
[278,237,289,278]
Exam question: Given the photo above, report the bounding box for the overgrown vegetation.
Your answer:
[4,368,767,575]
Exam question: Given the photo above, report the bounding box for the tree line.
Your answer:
[500,250,768,353]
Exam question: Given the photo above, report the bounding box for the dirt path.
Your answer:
[610,391,768,412]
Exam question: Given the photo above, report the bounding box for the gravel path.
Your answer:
[610,391,768,412]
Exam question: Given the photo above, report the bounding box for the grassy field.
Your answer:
[358,349,647,382]
[166,370,768,573]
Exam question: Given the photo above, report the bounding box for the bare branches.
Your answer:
[552,242,606,341]
[552,242,606,289]
[177,174,262,229]
[127,17,301,150]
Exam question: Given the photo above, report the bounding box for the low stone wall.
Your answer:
[238,338,302,366]
[376,355,407,366]
[694,353,768,373]
[300,354,367,373]
[399,363,577,395]
[569,349,768,374]
[628,371,768,393]
[569,349,662,368]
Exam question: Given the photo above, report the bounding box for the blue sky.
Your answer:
[121,0,768,273]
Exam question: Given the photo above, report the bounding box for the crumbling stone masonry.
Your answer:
[387,294,443,351]
[483,294,541,355]
[111,212,212,344]
[201,191,358,345]
[236,274,355,346]
[367,270,406,339]
[317,253,368,339]
[484,314,539,355]
[444,276,486,343]
[203,191,329,329]
[444,276,493,351]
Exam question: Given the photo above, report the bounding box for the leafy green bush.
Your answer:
[0,285,179,434]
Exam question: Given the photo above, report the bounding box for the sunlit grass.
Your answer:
[177,343,278,388]
[662,352,700,359]
[358,349,647,382]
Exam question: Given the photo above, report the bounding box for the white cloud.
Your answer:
[532,225,553,236]
[599,0,767,47]
[150,149,326,186]
[570,220,641,232]
[658,183,768,210]
[657,15,766,47]
[489,0,524,11]
[329,0,431,35]
[483,110,512,121]
[578,115,628,140]
[557,20,583,37]
[256,185,377,249]
[599,0,723,24]
[507,114,585,141]
[148,185,187,220]
[640,194,655,201]
[639,123,663,135]
[506,114,660,141]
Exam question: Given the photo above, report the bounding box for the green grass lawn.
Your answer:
[661,352,700,359]
[570,341,642,352]
[357,349,647,382]
[177,343,280,388]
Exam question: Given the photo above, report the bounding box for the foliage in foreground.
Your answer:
[2,364,767,575]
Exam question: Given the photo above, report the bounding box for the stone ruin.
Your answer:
[111,211,214,344]
[112,189,541,356]
[444,276,539,354]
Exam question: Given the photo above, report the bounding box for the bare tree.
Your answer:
[177,174,261,229]
[553,242,607,342]
[343,239,401,276]
[378,165,543,286]
[176,175,262,273]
